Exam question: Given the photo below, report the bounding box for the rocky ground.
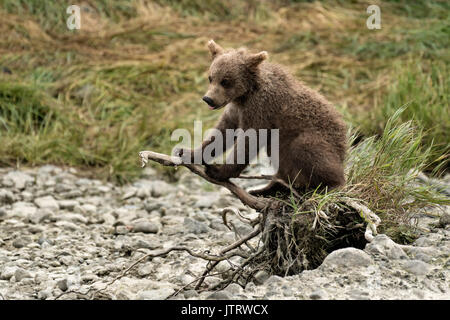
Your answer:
[0,165,448,300]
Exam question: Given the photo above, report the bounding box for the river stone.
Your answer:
[2,171,34,190]
[320,248,373,269]
[183,217,211,234]
[0,189,14,204]
[137,288,174,300]
[10,202,37,218]
[34,196,59,210]
[253,270,270,285]
[365,234,407,259]
[402,260,432,276]
[439,212,450,227]
[131,219,158,234]
[14,268,32,282]
[58,200,79,210]
[206,291,231,300]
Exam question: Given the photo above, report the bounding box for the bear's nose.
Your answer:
[202,96,215,107]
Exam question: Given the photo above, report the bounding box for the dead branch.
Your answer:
[139,151,273,211]
[129,151,379,297]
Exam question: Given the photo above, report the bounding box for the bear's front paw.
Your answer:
[173,147,194,164]
[205,165,230,181]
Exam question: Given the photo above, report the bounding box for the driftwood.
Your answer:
[137,151,380,297]
[54,150,380,300]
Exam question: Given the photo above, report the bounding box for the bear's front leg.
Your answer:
[205,164,246,181]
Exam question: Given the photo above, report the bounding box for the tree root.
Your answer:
[54,151,382,299]
[136,151,382,297]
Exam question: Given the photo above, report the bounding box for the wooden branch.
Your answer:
[139,151,272,211]
[233,174,273,180]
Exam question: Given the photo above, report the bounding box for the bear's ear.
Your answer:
[246,51,268,70]
[208,39,223,60]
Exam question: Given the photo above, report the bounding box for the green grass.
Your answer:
[356,61,449,170]
[0,0,448,183]
[283,108,449,243]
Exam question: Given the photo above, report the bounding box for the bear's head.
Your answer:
[202,40,268,110]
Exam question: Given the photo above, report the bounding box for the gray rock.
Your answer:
[14,268,32,282]
[0,189,14,204]
[10,202,37,218]
[12,238,30,248]
[1,266,16,280]
[34,196,59,210]
[310,289,328,300]
[132,180,175,198]
[265,275,284,285]
[60,190,83,199]
[81,274,98,283]
[438,212,450,227]
[138,288,175,300]
[122,187,137,200]
[132,219,158,234]
[402,260,432,276]
[253,270,270,285]
[114,225,129,235]
[58,200,79,210]
[365,234,407,259]
[137,263,153,277]
[55,220,79,231]
[79,204,97,214]
[143,201,164,213]
[2,171,34,189]
[206,291,231,300]
[184,217,211,234]
[194,193,221,208]
[57,279,69,291]
[38,289,52,300]
[28,209,52,224]
[224,283,243,295]
[184,289,199,299]
[58,213,88,224]
[320,248,373,269]
[133,239,160,250]
[140,167,158,179]
[348,289,370,300]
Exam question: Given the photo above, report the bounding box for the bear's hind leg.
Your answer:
[279,134,345,191]
[248,179,291,198]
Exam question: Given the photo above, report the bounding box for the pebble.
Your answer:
[183,217,211,234]
[402,260,432,276]
[137,288,175,300]
[57,279,69,291]
[0,166,448,301]
[253,270,270,285]
[320,248,373,269]
[14,268,32,282]
[12,238,30,248]
[34,196,59,210]
[132,219,158,234]
[206,291,231,300]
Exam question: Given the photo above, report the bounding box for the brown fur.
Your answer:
[180,40,347,195]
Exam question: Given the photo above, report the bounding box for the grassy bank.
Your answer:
[0,0,448,182]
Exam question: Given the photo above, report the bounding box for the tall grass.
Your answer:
[284,109,449,244]
[357,61,449,170]
[0,0,448,182]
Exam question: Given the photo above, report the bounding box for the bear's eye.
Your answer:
[220,79,232,88]
[208,76,212,83]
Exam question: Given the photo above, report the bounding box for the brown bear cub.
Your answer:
[178,40,347,196]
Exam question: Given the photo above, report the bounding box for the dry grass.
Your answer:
[0,0,448,182]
